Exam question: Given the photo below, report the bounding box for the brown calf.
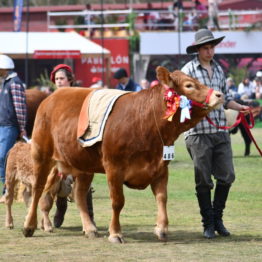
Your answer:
[4,142,61,231]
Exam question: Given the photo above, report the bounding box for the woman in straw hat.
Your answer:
[181,29,250,239]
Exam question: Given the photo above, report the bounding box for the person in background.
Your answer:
[140,79,150,90]
[150,80,160,88]
[172,0,184,31]
[90,76,104,88]
[237,77,255,100]
[195,0,208,28]
[50,64,95,227]
[254,76,262,99]
[208,0,220,30]
[0,55,27,203]
[113,68,142,92]
[181,29,250,239]
[226,77,240,99]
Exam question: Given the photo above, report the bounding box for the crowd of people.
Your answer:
[226,72,262,100]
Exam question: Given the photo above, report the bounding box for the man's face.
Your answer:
[118,77,127,85]
[198,44,215,63]
[0,69,8,78]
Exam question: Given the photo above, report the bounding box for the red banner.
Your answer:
[74,39,129,88]
[33,50,81,59]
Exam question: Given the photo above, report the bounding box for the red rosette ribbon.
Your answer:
[163,85,180,121]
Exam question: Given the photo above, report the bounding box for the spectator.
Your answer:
[172,0,184,31]
[237,77,255,100]
[0,55,27,203]
[181,28,250,239]
[150,80,159,88]
[254,77,262,99]
[208,0,220,30]
[140,79,150,89]
[226,77,240,99]
[113,68,142,92]
[90,76,104,88]
[50,64,95,227]
[84,3,95,37]
[195,0,208,28]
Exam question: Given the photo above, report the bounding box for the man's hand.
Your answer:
[239,105,250,115]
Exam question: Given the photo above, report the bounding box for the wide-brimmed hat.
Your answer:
[186,29,225,54]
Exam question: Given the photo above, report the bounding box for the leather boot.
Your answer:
[213,184,231,236]
[53,196,68,228]
[86,187,95,224]
[196,190,216,239]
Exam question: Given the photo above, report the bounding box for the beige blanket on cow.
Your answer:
[78,89,130,147]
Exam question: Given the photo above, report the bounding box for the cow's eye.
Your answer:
[186,83,193,88]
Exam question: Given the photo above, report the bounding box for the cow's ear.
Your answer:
[156,66,171,85]
[169,70,184,87]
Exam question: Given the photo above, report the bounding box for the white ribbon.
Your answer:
[180,96,191,123]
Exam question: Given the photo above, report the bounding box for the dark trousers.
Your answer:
[185,132,235,192]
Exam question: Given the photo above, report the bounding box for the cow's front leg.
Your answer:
[74,173,97,238]
[150,166,168,241]
[23,160,51,237]
[107,174,125,244]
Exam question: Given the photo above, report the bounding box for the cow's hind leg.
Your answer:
[39,192,54,232]
[107,172,125,244]
[150,166,168,242]
[23,150,52,237]
[74,173,97,238]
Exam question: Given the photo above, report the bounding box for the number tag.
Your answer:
[163,145,175,160]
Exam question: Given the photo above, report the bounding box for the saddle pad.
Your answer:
[77,88,130,147]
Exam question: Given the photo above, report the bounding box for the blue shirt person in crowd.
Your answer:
[181,29,249,239]
[113,68,142,92]
[0,55,27,203]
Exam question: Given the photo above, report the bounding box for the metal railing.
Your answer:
[47,9,262,33]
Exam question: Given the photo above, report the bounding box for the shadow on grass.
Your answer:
[233,155,261,159]
[45,224,262,244]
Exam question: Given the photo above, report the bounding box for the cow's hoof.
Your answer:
[44,227,53,233]
[158,232,168,242]
[154,226,168,242]
[23,228,35,237]
[7,225,14,229]
[85,231,98,239]
[108,235,125,244]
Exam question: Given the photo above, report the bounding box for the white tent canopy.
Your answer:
[0,31,110,59]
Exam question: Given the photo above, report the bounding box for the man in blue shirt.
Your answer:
[113,68,142,92]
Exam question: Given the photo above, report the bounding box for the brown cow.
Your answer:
[23,67,223,243]
[25,88,49,137]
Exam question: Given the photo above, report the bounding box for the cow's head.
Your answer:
[156,66,224,109]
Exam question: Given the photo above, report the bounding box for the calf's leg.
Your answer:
[150,167,168,241]
[4,173,16,229]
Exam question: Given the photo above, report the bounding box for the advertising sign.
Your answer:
[74,39,129,88]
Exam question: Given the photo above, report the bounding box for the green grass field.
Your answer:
[0,129,261,262]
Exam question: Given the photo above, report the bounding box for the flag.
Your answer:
[13,0,23,32]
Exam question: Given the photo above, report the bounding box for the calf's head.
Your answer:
[156,66,224,110]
